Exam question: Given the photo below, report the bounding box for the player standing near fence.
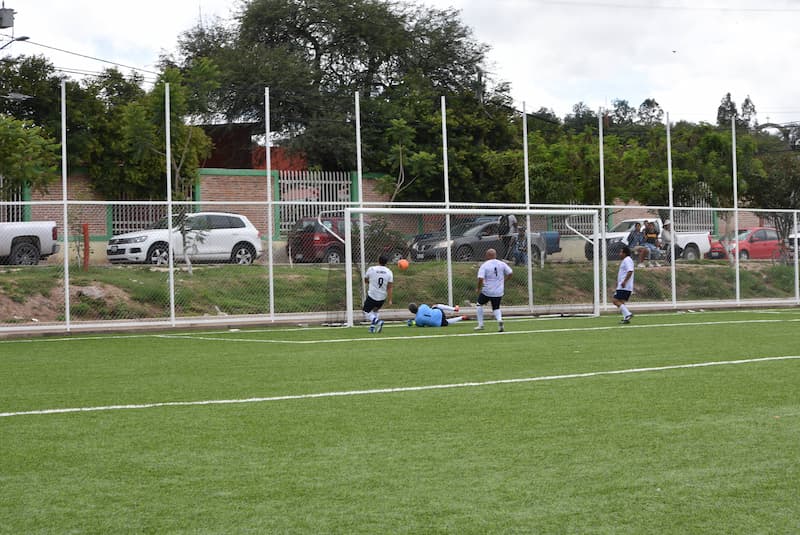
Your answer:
[613,245,635,324]
[363,254,393,333]
[475,248,513,332]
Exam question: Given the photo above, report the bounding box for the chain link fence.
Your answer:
[1,197,798,334]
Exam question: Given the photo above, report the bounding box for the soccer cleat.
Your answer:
[474,325,484,331]
[375,320,384,333]
[620,314,633,324]
[368,325,375,333]
[498,321,504,332]
[407,319,415,327]
[454,305,460,313]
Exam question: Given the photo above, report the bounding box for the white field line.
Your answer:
[156,317,800,345]
[1,309,798,346]
[2,355,798,419]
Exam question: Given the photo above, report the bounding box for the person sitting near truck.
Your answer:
[627,222,647,262]
[639,220,662,266]
[512,227,528,265]
[659,220,683,263]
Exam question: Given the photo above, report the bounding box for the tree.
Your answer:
[637,98,664,126]
[745,133,800,238]
[171,0,514,202]
[0,115,59,194]
[716,92,738,127]
[564,102,597,133]
[610,99,636,126]
[740,95,757,130]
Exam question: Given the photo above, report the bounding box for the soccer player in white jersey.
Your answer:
[613,245,635,324]
[363,254,393,333]
[474,248,513,332]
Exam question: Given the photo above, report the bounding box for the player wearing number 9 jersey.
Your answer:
[475,248,512,332]
[363,254,394,333]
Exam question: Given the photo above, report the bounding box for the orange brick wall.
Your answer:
[28,175,109,238]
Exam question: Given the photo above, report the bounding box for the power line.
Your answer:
[21,38,161,77]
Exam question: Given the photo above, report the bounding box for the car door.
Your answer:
[473,222,502,258]
[749,229,776,259]
[204,214,238,259]
[175,214,208,258]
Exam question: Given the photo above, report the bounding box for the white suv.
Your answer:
[107,212,263,265]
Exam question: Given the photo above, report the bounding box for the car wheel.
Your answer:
[147,242,170,265]
[231,243,256,265]
[387,250,405,263]
[739,250,749,260]
[324,248,343,264]
[10,240,40,265]
[683,245,700,261]
[455,245,474,261]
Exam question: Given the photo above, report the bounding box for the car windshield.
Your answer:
[451,223,481,236]
[292,219,318,233]
[610,221,639,233]
[150,215,187,229]
[720,229,749,241]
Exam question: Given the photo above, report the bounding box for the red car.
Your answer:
[707,227,782,260]
[286,216,408,264]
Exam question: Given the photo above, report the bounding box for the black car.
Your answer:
[409,221,505,261]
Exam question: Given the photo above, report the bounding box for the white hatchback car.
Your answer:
[107,212,264,265]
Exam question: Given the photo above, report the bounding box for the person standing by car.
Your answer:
[363,255,393,333]
[475,248,513,332]
[498,213,518,260]
[613,245,635,324]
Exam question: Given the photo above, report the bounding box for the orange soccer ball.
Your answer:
[397,258,410,271]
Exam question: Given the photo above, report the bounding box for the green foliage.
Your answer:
[0,56,213,199]
[0,115,59,194]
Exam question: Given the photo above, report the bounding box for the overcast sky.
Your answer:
[3,0,798,125]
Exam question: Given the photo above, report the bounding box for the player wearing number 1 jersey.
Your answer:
[475,248,512,332]
[363,254,393,333]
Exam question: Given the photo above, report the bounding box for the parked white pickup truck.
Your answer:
[580,218,711,261]
[0,221,59,265]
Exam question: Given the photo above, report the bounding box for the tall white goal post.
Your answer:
[343,207,600,327]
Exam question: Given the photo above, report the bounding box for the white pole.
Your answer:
[165,83,176,325]
[598,109,607,310]
[265,87,275,319]
[355,92,366,290]
[60,81,70,332]
[592,211,601,316]
[794,211,799,303]
[522,102,534,310]
[344,215,354,326]
[666,112,676,306]
[441,96,454,306]
[732,117,740,304]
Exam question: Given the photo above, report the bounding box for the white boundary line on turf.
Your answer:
[2,355,798,419]
[1,310,798,345]
[157,317,800,345]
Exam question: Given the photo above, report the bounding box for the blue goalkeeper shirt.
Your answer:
[415,304,444,327]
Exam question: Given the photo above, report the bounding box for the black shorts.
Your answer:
[477,293,502,310]
[362,296,385,313]
[613,289,632,302]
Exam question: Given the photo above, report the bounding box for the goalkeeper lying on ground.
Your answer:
[407,303,468,327]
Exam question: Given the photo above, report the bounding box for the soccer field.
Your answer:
[2,310,799,533]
